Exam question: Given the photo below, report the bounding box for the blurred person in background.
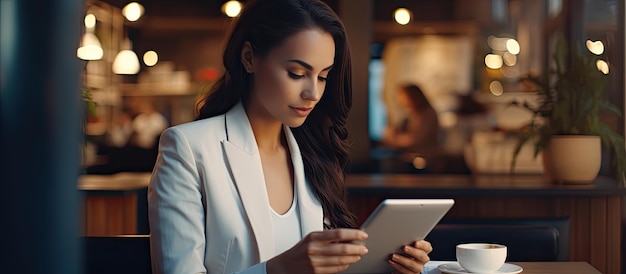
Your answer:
[128,98,169,149]
[380,84,440,173]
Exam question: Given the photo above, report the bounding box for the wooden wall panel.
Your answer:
[82,193,138,236]
[106,196,124,234]
[572,198,591,263]
[590,197,607,273]
[607,197,622,274]
[122,194,137,234]
[347,194,621,273]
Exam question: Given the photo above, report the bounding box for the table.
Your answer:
[423,261,601,274]
[346,174,625,274]
[78,172,151,236]
[513,262,601,273]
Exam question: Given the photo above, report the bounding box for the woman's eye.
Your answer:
[288,71,304,79]
[318,76,328,82]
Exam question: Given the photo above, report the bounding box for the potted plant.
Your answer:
[511,33,625,185]
[81,87,97,167]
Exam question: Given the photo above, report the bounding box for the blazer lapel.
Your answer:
[221,103,274,261]
[284,126,324,235]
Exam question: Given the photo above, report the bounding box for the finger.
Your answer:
[402,245,430,263]
[308,242,369,256]
[390,253,424,274]
[414,240,433,254]
[313,264,352,274]
[388,255,421,274]
[329,242,369,255]
[310,254,362,266]
[309,228,368,243]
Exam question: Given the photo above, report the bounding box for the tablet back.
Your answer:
[342,199,454,274]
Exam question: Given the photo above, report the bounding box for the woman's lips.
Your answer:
[290,106,313,117]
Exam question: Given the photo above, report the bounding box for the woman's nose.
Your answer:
[301,79,322,101]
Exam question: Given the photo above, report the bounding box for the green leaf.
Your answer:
[510,32,625,185]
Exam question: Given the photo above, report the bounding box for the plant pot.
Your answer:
[542,135,601,184]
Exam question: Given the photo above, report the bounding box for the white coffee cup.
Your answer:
[456,243,507,273]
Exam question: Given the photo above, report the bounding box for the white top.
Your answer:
[271,193,302,255]
[148,103,324,274]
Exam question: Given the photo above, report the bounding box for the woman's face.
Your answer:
[245,28,335,128]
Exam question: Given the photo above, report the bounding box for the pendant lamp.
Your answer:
[112,38,140,75]
[77,14,103,60]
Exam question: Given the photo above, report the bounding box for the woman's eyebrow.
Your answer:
[287,59,333,71]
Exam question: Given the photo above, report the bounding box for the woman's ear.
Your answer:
[241,41,254,73]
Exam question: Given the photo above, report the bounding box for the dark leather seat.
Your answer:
[426,218,570,262]
[82,235,151,274]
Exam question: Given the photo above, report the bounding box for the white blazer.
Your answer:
[148,103,324,274]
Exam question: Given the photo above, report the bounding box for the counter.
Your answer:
[79,173,151,236]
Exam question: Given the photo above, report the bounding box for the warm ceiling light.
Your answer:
[113,39,140,74]
[489,80,504,96]
[84,14,96,29]
[222,1,242,17]
[485,54,503,69]
[506,39,520,55]
[77,14,103,61]
[503,52,517,66]
[122,2,144,22]
[394,8,411,25]
[586,40,604,55]
[77,32,103,60]
[143,50,158,66]
[596,60,609,74]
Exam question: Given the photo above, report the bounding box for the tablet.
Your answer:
[342,199,454,274]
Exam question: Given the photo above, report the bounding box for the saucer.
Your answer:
[437,262,523,274]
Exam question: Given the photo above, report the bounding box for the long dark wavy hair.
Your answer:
[196,0,356,229]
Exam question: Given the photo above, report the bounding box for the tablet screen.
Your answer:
[342,199,454,274]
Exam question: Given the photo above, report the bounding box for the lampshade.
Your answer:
[77,32,103,60]
[112,39,140,74]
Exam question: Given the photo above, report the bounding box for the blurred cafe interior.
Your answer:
[2,0,626,273]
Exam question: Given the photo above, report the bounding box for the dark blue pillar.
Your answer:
[1,0,84,273]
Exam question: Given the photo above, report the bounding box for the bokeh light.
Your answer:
[122,2,144,22]
[394,8,411,25]
[485,54,503,69]
[489,81,504,96]
[586,40,604,55]
[143,50,158,67]
[84,14,96,28]
[596,60,609,74]
[222,1,243,17]
[506,39,520,55]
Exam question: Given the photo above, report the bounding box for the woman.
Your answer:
[381,84,440,172]
[382,84,439,151]
[148,0,432,273]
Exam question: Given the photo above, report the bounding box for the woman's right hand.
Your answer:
[266,228,369,274]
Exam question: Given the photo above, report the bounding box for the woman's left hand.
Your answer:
[388,240,432,274]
